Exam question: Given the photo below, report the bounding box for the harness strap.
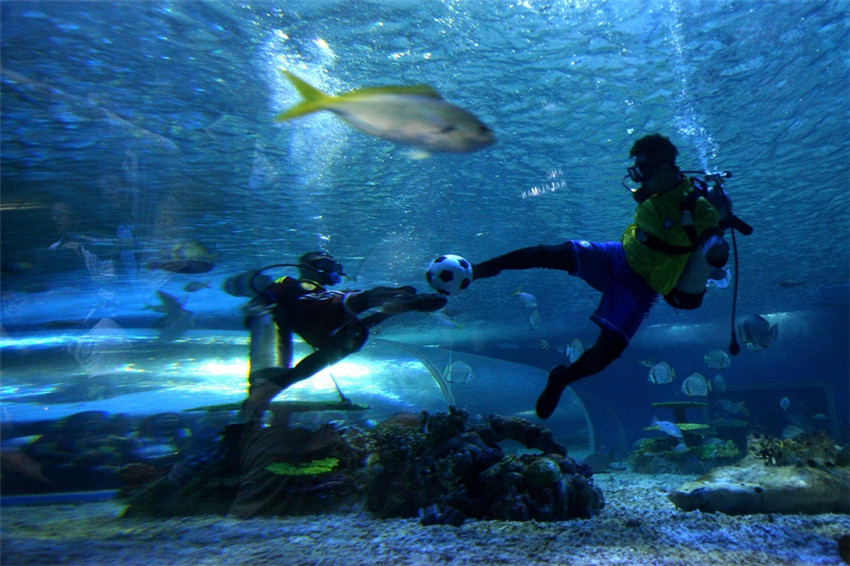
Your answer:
[635,228,695,255]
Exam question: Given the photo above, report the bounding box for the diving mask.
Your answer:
[302,255,345,285]
[627,161,658,184]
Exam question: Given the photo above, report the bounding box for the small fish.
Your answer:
[428,311,462,329]
[779,396,791,411]
[151,290,194,342]
[0,449,51,484]
[648,361,675,385]
[0,435,43,449]
[781,424,804,439]
[716,398,751,418]
[681,372,710,397]
[710,374,727,393]
[563,338,584,364]
[150,241,216,274]
[513,287,538,309]
[778,279,806,288]
[704,349,731,370]
[651,416,683,439]
[183,281,210,293]
[538,339,550,350]
[638,357,656,368]
[528,309,541,330]
[736,314,778,350]
[133,441,180,461]
[811,413,828,422]
[1,260,34,274]
[276,71,495,154]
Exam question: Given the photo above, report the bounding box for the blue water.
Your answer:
[1,0,848,490]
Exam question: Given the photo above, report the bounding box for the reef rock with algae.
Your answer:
[122,407,604,522]
[668,432,850,515]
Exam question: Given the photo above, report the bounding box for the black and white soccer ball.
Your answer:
[426,254,473,295]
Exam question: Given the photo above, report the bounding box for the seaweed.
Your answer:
[266,457,339,476]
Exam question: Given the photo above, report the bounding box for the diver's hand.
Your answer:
[702,235,729,268]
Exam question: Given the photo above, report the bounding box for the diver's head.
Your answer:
[298,251,344,286]
[627,133,681,196]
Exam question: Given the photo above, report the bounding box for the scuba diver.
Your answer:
[226,251,448,421]
[467,133,749,419]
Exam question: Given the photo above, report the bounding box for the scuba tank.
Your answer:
[665,171,753,355]
[622,168,753,354]
[664,172,752,309]
[225,264,299,377]
[246,305,281,374]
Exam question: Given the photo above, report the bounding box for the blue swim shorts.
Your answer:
[568,240,658,343]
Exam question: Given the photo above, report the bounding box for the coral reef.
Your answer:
[122,407,604,522]
[628,435,742,475]
[0,409,210,495]
[365,408,599,522]
[669,433,850,515]
[747,431,842,467]
[630,399,744,475]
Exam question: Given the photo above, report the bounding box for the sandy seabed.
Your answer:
[2,472,848,566]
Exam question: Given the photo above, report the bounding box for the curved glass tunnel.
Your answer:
[0,331,594,459]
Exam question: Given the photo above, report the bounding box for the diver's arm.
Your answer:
[472,243,576,280]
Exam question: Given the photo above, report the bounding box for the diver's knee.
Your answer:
[334,321,369,354]
[582,330,626,372]
[600,331,628,359]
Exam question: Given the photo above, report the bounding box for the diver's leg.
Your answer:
[241,321,370,420]
[380,293,448,316]
[344,286,417,314]
[351,291,449,330]
[472,242,577,280]
[273,324,367,387]
[535,328,627,419]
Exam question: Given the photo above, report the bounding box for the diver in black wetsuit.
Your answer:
[229,251,447,421]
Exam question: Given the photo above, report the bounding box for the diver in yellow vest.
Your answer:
[469,134,729,419]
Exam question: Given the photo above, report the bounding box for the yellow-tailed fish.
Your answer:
[512,287,538,308]
[276,71,495,153]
